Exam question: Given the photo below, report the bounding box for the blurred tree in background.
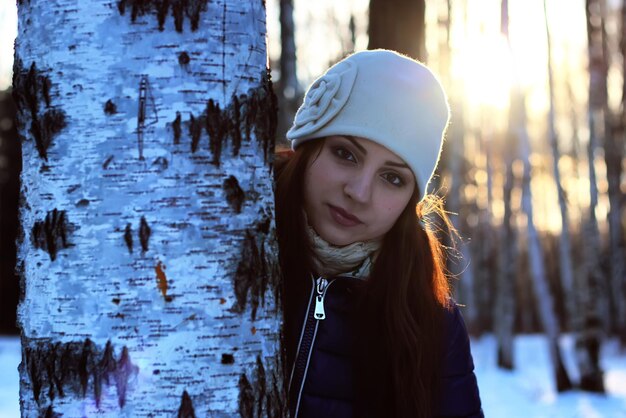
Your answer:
[368,0,426,60]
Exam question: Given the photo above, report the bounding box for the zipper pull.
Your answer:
[314,278,328,320]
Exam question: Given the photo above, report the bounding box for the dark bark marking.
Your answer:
[76,199,90,207]
[221,353,235,364]
[124,223,133,253]
[103,155,115,169]
[172,2,184,32]
[254,355,266,418]
[238,374,255,418]
[43,405,61,418]
[172,111,182,144]
[139,216,151,252]
[223,175,245,213]
[152,156,168,170]
[256,215,271,235]
[117,0,208,33]
[17,260,26,303]
[232,213,279,321]
[114,347,135,407]
[12,59,68,161]
[104,100,117,115]
[155,260,172,302]
[186,0,204,31]
[178,51,190,66]
[31,209,73,261]
[233,229,263,320]
[156,0,170,30]
[244,70,278,164]
[41,76,51,108]
[237,354,285,418]
[112,298,121,305]
[24,339,138,409]
[189,114,202,153]
[177,390,196,418]
[230,95,243,157]
[180,71,277,166]
[206,99,228,165]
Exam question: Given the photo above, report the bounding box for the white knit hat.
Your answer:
[286,49,450,198]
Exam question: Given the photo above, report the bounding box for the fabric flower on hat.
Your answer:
[289,60,358,138]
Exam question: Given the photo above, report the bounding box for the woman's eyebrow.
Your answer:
[343,136,410,169]
[385,160,410,169]
[344,136,367,154]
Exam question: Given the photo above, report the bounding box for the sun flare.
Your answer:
[451,34,514,111]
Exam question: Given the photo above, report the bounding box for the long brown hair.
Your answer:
[275,139,453,418]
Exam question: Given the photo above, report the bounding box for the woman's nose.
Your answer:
[344,174,373,203]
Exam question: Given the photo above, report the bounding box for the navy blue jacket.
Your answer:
[288,275,484,418]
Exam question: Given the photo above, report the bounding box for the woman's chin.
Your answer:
[316,227,357,247]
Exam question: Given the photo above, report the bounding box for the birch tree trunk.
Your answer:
[597,0,621,336]
[608,0,626,345]
[514,86,573,392]
[437,0,477,333]
[543,0,576,330]
[275,0,300,147]
[564,56,588,334]
[576,0,607,392]
[13,1,284,416]
[494,0,517,369]
[495,133,517,369]
[446,105,478,330]
[368,0,426,60]
[279,0,298,101]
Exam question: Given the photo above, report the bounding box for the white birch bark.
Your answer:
[543,0,576,329]
[514,85,572,392]
[13,1,284,416]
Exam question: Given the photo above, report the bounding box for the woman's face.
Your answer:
[303,135,416,246]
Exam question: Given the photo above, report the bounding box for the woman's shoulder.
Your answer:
[436,301,484,418]
[440,301,472,362]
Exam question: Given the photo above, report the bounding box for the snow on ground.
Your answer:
[472,334,626,417]
[0,336,20,418]
[0,334,625,417]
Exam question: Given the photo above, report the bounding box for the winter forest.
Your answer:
[0,0,625,417]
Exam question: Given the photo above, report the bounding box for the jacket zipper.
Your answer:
[289,276,334,417]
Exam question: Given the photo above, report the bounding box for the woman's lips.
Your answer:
[328,205,362,227]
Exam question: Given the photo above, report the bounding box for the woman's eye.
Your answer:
[333,146,356,163]
[382,172,405,187]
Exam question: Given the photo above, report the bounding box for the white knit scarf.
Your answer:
[306,224,380,279]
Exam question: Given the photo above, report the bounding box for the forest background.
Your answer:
[0,0,625,416]
[263,0,626,397]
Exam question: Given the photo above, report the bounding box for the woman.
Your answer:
[275,50,483,418]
